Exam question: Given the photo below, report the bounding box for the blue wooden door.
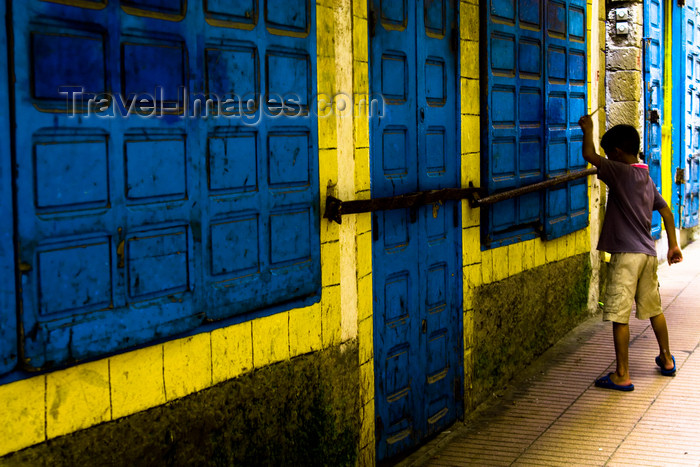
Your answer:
[370,0,462,460]
[0,0,17,375]
[679,0,700,228]
[483,0,588,247]
[10,0,319,370]
[644,0,664,238]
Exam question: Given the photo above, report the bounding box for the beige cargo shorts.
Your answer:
[603,252,663,323]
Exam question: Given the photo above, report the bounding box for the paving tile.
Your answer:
[512,462,557,467]
[445,438,530,452]
[433,451,514,465]
[515,451,609,466]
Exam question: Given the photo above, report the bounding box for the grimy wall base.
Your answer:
[0,343,360,467]
[470,254,592,407]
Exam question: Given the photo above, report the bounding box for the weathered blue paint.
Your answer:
[0,0,18,375]
[483,0,588,247]
[644,0,664,239]
[370,0,462,460]
[676,0,700,228]
[10,0,319,370]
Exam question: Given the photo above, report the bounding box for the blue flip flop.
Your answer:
[594,373,634,391]
[655,355,676,376]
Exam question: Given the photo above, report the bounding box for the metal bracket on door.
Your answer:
[649,108,660,123]
[323,168,597,224]
[676,167,686,185]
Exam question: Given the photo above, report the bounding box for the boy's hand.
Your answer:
[667,245,683,264]
[578,114,593,133]
[578,114,601,166]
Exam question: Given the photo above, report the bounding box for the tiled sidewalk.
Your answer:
[402,240,700,467]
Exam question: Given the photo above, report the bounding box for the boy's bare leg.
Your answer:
[611,322,632,385]
[650,313,674,370]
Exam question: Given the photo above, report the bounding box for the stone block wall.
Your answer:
[605,1,645,136]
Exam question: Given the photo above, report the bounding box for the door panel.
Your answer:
[644,0,664,238]
[12,0,319,369]
[370,0,461,460]
[416,0,460,438]
[372,0,420,454]
[543,0,588,239]
[484,0,545,245]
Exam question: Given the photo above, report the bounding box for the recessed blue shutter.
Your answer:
[483,0,588,246]
[0,0,17,375]
[543,0,588,240]
[483,0,545,248]
[12,0,319,370]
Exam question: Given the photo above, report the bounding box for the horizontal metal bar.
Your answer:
[323,168,597,224]
[324,187,485,224]
[471,168,597,207]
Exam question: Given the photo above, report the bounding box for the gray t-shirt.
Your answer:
[596,158,667,256]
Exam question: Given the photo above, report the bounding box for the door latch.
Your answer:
[649,108,660,123]
[675,167,686,185]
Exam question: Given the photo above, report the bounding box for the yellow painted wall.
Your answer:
[0,305,333,456]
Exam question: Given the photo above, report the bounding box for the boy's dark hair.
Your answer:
[600,124,640,156]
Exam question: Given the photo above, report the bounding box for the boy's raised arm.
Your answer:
[659,206,683,264]
[578,114,602,167]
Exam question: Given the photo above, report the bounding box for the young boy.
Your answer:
[578,114,683,392]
